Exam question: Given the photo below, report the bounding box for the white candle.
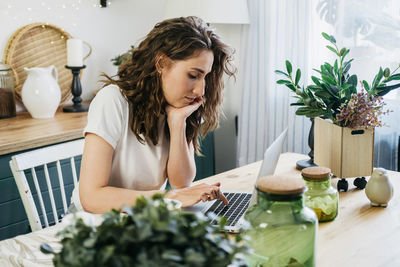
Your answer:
[67,39,83,67]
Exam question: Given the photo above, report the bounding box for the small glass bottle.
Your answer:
[244,175,317,267]
[0,62,16,119]
[301,166,338,222]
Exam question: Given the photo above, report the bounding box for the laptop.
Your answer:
[183,128,288,233]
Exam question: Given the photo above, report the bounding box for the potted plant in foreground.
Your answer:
[40,194,249,266]
[276,32,400,190]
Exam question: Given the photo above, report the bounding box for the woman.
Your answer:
[71,16,235,213]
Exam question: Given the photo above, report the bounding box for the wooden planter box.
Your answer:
[314,117,374,178]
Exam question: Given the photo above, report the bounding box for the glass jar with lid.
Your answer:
[0,62,16,119]
[244,175,317,267]
[301,166,338,222]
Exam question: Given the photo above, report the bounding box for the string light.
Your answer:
[3,0,110,28]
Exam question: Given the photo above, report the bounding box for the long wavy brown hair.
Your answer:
[103,16,235,154]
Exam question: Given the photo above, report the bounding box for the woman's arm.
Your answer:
[79,133,159,213]
[166,118,196,188]
[165,100,204,188]
[79,133,227,214]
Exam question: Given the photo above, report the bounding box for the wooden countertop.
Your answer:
[0,109,87,155]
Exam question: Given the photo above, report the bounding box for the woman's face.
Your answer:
[160,50,214,108]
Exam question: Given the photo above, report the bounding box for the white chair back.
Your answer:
[9,139,84,232]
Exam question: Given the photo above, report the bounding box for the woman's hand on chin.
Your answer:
[166,182,229,207]
[165,97,203,126]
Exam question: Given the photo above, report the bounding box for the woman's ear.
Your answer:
[155,53,171,73]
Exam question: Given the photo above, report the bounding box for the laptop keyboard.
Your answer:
[205,192,252,226]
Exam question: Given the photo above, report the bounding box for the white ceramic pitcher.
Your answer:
[21,65,61,118]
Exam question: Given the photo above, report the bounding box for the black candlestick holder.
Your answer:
[63,65,89,112]
[296,118,318,170]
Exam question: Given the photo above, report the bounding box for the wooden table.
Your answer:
[0,108,87,155]
[196,153,400,267]
[1,153,399,267]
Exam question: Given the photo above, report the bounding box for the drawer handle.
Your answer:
[351,130,364,135]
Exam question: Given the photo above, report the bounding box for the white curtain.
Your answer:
[237,0,327,166]
[237,0,399,170]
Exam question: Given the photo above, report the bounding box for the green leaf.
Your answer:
[343,59,354,69]
[287,84,296,92]
[315,91,332,98]
[290,102,305,106]
[343,62,351,75]
[334,60,338,74]
[295,69,301,85]
[313,68,322,75]
[342,49,350,59]
[347,75,358,87]
[376,82,400,96]
[275,70,289,77]
[324,63,334,75]
[321,74,336,85]
[372,67,384,90]
[321,84,339,98]
[322,32,336,44]
[295,107,312,115]
[277,79,291,85]
[339,48,347,56]
[326,45,338,55]
[311,76,321,85]
[307,85,322,90]
[295,106,326,118]
[286,60,293,74]
[383,67,390,77]
[362,80,370,92]
[385,73,400,82]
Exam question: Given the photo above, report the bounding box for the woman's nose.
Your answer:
[193,80,205,97]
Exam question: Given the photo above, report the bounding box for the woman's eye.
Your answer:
[188,74,198,79]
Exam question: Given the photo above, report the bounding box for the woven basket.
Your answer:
[3,23,76,105]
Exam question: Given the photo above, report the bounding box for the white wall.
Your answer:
[0,0,242,174]
[210,24,244,173]
[0,0,166,101]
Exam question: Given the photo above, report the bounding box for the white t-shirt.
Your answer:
[71,84,169,211]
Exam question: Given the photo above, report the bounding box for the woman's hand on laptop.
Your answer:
[166,182,229,207]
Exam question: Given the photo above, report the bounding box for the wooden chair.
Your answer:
[9,139,84,232]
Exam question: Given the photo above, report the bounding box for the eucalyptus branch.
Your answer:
[377,64,400,88]
[276,32,400,128]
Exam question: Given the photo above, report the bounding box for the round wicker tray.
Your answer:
[3,23,75,105]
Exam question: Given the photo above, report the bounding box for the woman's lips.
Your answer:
[185,96,196,103]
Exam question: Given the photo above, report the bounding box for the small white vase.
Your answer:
[365,168,394,207]
[21,65,61,119]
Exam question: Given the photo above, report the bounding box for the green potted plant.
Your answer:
[276,33,400,187]
[41,194,249,266]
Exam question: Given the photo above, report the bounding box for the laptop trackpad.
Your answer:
[182,201,212,212]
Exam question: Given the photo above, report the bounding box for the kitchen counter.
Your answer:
[0,109,87,155]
